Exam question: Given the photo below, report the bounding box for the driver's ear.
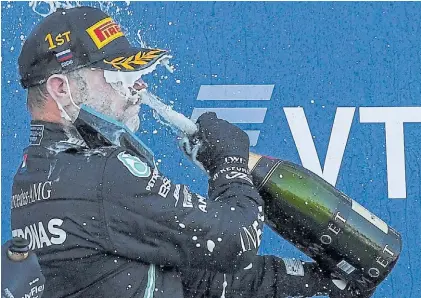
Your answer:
[46,74,71,106]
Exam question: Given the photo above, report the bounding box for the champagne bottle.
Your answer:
[74,103,401,292]
[2,237,45,298]
[248,153,402,292]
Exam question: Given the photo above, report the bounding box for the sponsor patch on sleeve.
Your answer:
[117,151,151,178]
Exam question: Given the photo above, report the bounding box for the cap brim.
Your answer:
[92,47,169,72]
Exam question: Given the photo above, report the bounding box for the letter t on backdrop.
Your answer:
[360,107,421,199]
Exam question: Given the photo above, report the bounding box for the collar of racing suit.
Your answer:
[28,118,155,167]
[29,120,88,148]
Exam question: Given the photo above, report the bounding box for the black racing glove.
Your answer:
[1,238,45,298]
[194,112,251,181]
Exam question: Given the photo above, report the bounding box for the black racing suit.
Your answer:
[10,121,372,298]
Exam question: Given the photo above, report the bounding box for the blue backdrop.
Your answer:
[2,2,420,297]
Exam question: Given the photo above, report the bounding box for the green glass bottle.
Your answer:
[249,153,402,292]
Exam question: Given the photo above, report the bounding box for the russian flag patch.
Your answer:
[55,49,74,67]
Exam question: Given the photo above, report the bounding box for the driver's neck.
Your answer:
[30,98,75,125]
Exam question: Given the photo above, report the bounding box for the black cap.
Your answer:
[19,6,168,88]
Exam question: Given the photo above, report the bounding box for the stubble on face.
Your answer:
[70,68,142,132]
